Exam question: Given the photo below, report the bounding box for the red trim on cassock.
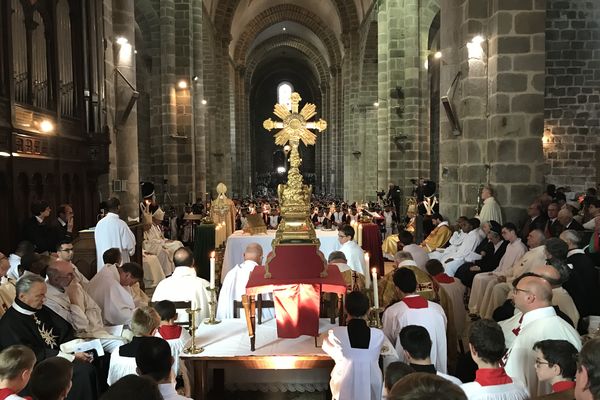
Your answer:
[0,388,32,400]
[401,295,428,309]
[158,325,183,340]
[552,381,576,393]
[475,368,513,387]
[434,273,455,284]
[512,315,524,336]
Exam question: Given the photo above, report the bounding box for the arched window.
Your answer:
[277,82,293,110]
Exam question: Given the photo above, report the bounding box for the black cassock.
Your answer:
[0,300,99,399]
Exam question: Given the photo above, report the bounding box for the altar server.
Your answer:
[382,267,448,373]
[532,340,578,400]
[94,197,136,270]
[426,260,466,339]
[460,319,529,400]
[322,291,385,400]
[338,225,370,288]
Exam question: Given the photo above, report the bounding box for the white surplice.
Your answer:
[151,266,211,325]
[382,294,448,373]
[7,253,20,280]
[478,197,503,224]
[435,229,482,276]
[340,240,370,288]
[94,212,136,270]
[322,326,384,400]
[502,306,581,397]
[461,381,529,400]
[87,264,136,325]
[107,346,137,385]
[143,223,183,276]
[216,260,274,321]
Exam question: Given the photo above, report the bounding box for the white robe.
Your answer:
[151,266,211,325]
[155,326,191,376]
[94,212,136,270]
[432,230,481,276]
[502,306,581,397]
[107,346,137,385]
[460,381,529,400]
[478,197,503,224]
[382,294,448,373]
[216,260,274,321]
[7,253,20,281]
[340,240,370,288]
[87,264,136,325]
[142,252,166,289]
[322,326,384,400]
[469,239,528,315]
[143,224,183,276]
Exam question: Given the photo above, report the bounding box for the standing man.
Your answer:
[54,204,76,244]
[387,182,402,218]
[477,186,503,224]
[338,225,370,288]
[94,198,136,271]
[22,200,54,254]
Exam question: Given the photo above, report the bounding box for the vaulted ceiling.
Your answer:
[203,0,375,69]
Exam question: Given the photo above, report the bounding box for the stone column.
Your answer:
[191,0,206,197]
[112,0,139,218]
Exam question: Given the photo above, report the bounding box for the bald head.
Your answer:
[557,208,573,226]
[531,264,560,284]
[243,243,263,264]
[46,260,75,289]
[519,275,553,303]
[173,247,194,267]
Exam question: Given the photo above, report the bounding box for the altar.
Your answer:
[180,318,398,399]
[221,229,341,280]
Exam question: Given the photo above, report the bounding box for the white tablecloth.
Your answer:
[181,318,398,392]
[221,229,341,280]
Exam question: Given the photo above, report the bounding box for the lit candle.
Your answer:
[372,268,379,309]
[364,252,371,289]
[210,251,216,289]
[358,223,363,247]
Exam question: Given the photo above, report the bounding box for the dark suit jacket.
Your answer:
[544,218,563,238]
[564,219,584,231]
[21,217,55,253]
[565,252,600,317]
[521,215,548,239]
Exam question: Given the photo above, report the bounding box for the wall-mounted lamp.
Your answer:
[373,102,379,108]
[193,76,199,81]
[434,51,442,59]
[0,151,10,157]
[177,80,188,89]
[201,99,207,105]
[39,119,54,133]
[467,35,485,59]
[115,36,129,46]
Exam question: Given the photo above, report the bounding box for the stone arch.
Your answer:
[214,0,359,41]
[134,0,159,48]
[233,4,342,67]
[245,34,330,88]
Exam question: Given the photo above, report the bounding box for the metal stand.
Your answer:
[203,287,221,325]
[183,307,204,354]
[367,307,383,328]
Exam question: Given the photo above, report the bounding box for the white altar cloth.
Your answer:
[180,318,398,392]
[221,229,341,280]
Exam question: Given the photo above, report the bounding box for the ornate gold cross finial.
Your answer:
[263,92,327,244]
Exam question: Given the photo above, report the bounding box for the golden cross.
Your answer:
[263,92,327,147]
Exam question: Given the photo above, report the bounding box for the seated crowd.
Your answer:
[0,185,600,399]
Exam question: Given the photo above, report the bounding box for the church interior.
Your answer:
[1,0,600,399]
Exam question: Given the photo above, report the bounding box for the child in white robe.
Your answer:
[322,291,384,400]
[107,306,160,385]
[153,300,191,377]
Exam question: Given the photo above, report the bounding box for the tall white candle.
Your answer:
[209,251,216,289]
[372,268,379,309]
[358,223,363,247]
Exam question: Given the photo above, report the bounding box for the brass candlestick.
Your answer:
[367,307,383,328]
[203,287,221,325]
[183,307,204,354]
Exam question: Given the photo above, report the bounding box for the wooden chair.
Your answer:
[233,294,274,325]
[150,300,193,330]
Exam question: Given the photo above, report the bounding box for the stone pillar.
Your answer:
[112,0,139,218]
[191,0,206,198]
[159,0,179,203]
[440,0,546,222]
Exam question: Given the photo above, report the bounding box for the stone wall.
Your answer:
[544,0,600,192]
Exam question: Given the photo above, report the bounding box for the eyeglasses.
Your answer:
[59,248,74,252]
[512,287,531,295]
[534,359,550,367]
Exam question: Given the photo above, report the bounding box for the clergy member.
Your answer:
[86,252,144,326]
[322,291,384,400]
[430,218,482,276]
[143,207,183,277]
[216,243,272,320]
[94,197,136,270]
[501,274,581,397]
[420,213,453,253]
[477,186,503,224]
[426,260,466,339]
[338,224,370,288]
